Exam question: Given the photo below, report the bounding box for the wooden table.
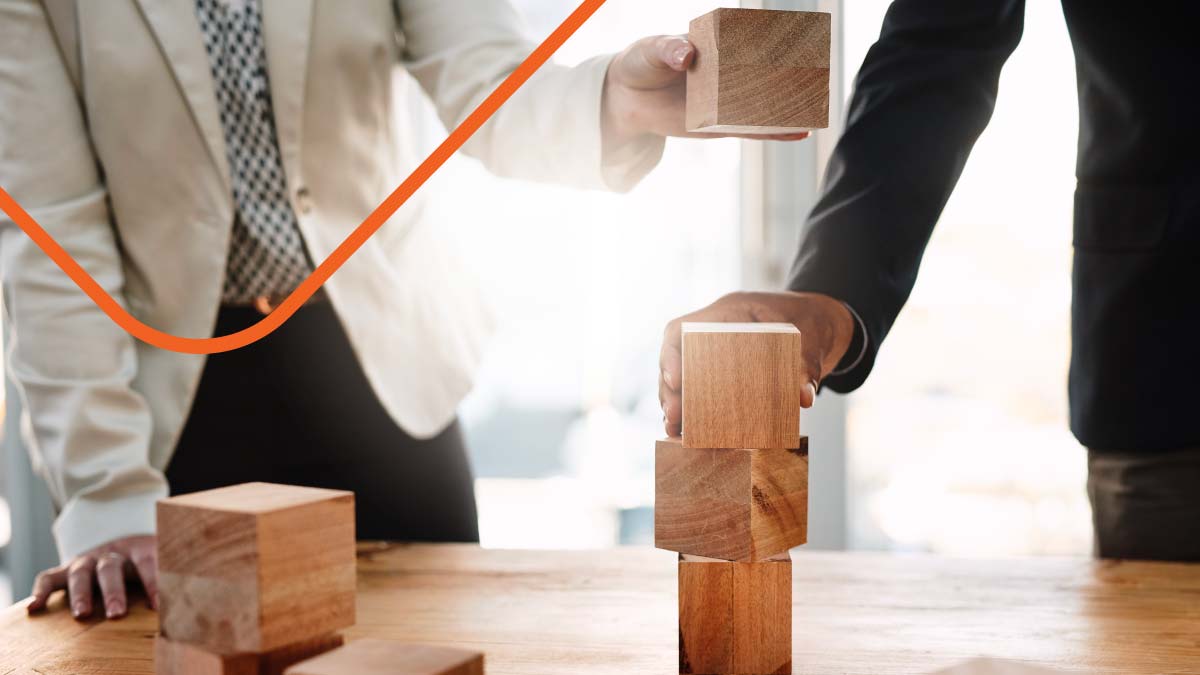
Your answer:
[2,544,1198,674]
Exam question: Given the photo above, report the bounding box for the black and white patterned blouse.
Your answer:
[195,0,313,305]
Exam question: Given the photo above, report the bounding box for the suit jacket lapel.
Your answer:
[261,0,315,192]
[133,0,232,194]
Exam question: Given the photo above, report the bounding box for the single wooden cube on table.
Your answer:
[655,436,808,562]
[686,8,831,134]
[283,640,484,675]
[157,482,357,656]
[678,552,792,675]
[681,322,803,450]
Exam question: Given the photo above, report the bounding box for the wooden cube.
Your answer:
[679,553,792,675]
[155,636,257,675]
[686,8,831,134]
[284,640,484,675]
[155,633,345,675]
[158,483,357,655]
[681,322,802,450]
[656,437,808,561]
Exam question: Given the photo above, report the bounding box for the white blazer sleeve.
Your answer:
[0,0,167,562]
[396,0,665,192]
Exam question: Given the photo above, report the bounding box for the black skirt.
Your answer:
[166,300,479,543]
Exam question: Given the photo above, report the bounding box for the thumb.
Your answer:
[616,36,695,89]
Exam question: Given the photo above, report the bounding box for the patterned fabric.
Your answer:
[195,0,313,304]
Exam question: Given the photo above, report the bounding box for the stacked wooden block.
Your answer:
[686,8,832,135]
[656,323,809,675]
[155,482,484,675]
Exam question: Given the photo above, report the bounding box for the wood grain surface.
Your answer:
[681,323,802,450]
[655,437,808,561]
[157,483,356,654]
[283,639,483,675]
[686,8,830,133]
[4,545,1200,674]
[679,553,792,675]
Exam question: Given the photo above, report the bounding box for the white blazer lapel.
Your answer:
[133,0,232,194]
[260,0,315,192]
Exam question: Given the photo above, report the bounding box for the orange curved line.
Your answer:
[0,0,606,355]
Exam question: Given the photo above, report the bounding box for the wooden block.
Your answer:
[259,634,346,675]
[681,322,802,450]
[284,640,484,675]
[678,553,792,675]
[656,437,808,561]
[158,483,357,655]
[155,635,258,675]
[155,634,344,675]
[686,8,831,134]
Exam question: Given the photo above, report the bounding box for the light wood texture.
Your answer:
[686,8,831,134]
[681,322,802,450]
[679,553,792,675]
[157,483,356,654]
[5,545,1200,674]
[655,437,808,561]
[155,633,344,675]
[285,639,483,675]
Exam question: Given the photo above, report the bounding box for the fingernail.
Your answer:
[672,44,690,67]
[106,600,124,618]
[663,370,673,388]
[72,602,85,618]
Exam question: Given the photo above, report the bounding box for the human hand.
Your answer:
[26,535,157,620]
[659,291,855,437]
[602,35,811,149]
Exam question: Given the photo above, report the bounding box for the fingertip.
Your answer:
[658,35,694,70]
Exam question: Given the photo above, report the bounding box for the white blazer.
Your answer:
[0,0,663,560]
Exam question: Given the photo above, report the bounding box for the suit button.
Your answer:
[296,187,313,215]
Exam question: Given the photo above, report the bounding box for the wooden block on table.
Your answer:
[686,8,831,134]
[155,635,258,675]
[678,553,792,675]
[284,640,484,675]
[259,634,346,675]
[681,322,802,450]
[155,633,344,675]
[655,437,808,561]
[157,482,356,655]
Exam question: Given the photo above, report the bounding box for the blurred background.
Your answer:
[0,0,1090,604]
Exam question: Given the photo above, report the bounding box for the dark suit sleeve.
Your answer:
[787,0,1026,392]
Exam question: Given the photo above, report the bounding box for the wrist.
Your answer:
[777,291,856,380]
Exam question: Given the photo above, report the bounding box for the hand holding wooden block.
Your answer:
[284,640,484,675]
[157,483,356,655]
[656,437,808,562]
[681,323,802,450]
[686,8,831,134]
[678,553,792,675]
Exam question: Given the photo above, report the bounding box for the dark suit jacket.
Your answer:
[788,0,1200,452]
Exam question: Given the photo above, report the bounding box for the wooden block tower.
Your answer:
[686,8,831,135]
[657,322,807,674]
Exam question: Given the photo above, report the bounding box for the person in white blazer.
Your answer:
[0,0,808,621]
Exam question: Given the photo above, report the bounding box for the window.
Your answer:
[411,0,748,548]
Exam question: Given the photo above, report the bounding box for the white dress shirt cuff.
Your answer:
[53,487,165,562]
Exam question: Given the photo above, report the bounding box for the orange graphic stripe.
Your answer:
[0,0,606,355]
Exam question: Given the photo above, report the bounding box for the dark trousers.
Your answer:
[1088,447,1200,562]
[166,301,480,543]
